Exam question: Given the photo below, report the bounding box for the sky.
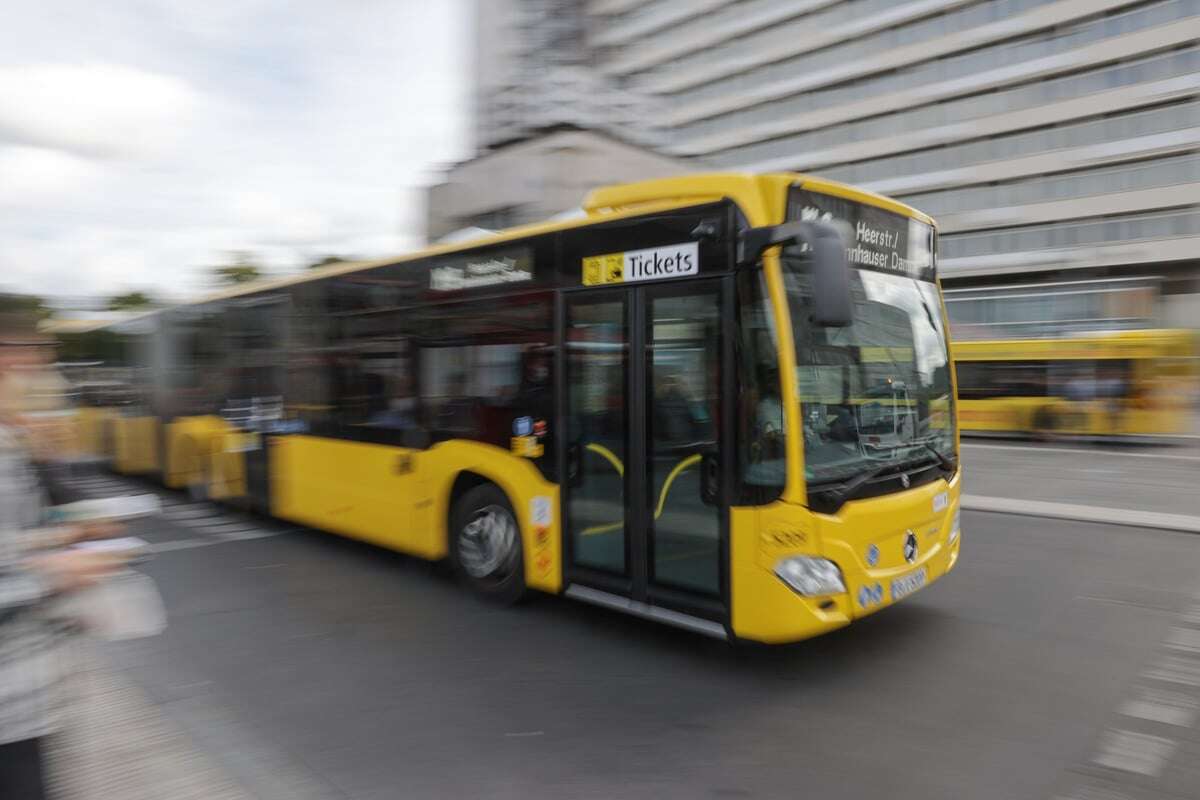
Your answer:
[0,1,471,305]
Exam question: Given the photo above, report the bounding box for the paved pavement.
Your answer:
[961,439,1200,522]
[46,452,1200,800]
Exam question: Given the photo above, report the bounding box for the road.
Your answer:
[67,442,1200,800]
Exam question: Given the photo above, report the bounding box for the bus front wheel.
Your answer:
[449,484,525,604]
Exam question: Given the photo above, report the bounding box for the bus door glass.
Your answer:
[564,280,727,609]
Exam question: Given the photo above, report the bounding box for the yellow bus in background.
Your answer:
[63,173,961,644]
[954,329,1197,438]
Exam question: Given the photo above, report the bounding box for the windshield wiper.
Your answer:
[916,441,957,474]
[809,461,904,508]
[810,445,955,510]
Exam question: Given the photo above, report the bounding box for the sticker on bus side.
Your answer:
[582,242,698,286]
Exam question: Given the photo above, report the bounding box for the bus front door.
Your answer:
[563,278,730,630]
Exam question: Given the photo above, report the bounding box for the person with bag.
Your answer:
[0,310,127,799]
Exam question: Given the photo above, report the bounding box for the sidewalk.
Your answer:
[48,645,253,800]
[960,439,1200,531]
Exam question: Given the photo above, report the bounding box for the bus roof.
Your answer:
[79,172,935,327]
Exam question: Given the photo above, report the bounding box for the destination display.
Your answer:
[789,189,935,282]
[430,245,534,291]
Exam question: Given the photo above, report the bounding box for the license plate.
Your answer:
[890,567,927,601]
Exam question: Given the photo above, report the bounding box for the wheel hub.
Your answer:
[458,504,517,579]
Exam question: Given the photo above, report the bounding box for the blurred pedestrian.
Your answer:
[0,318,82,506]
[0,310,125,799]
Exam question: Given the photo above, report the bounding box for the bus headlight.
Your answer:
[949,508,961,544]
[774,557,846,596]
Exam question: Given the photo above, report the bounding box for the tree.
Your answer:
[107,291,155,311]
[212,252,264,285]
[0,292,52,320]
[307,255,348,270]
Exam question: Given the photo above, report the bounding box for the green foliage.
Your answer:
[213,252,264,285]
[307,255,347,270]
[0,292,52,320]
[107,291,155,310]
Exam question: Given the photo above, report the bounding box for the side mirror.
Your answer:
[740,220,852,327]
[797,223,852,328]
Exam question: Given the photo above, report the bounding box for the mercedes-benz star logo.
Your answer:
[903,531,919,563]
[900,473,911,488]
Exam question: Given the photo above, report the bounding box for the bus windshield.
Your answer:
[783,193,955,492]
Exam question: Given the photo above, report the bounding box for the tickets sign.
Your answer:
[582,242,699,286]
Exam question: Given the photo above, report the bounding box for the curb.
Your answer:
[962,494,1200,534]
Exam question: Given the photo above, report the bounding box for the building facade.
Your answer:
[425,126,688,241]
[471,0,661,150]
[590,0,1199,321]
[452,0,1198,325]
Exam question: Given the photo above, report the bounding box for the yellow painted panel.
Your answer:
[731,471,961,644]
[730,504,852,644]
[210,431,251,500]
[953,329,1196,361]
[269,435,563,593]
[112,416,160,474]
[270,435,422,553]
[74,407,116,458]
[959,397,1190,436]
[164,416,229,489]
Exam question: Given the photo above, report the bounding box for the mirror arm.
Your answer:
[737,221,840,267]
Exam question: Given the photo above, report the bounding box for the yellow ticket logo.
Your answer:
[582,252,624,286]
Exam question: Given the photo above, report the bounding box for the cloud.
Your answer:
[0,62,201,160]
[0,1,471,303]
[0,144,102,206]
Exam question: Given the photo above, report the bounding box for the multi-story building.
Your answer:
[590,0,1198,319]
[472,0,661,149]
[441,0,1198,325]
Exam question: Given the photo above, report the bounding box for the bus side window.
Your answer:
[413,293,557,477]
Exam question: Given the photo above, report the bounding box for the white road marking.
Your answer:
[503,731,544,738]
[148,539,223,553]
[213,530,282,541]
[1092,729,1176,776]
[1142,655,1200,686]
[962,442,1200,462]
[1165,627,1200,653]
[1118,687,1198,727]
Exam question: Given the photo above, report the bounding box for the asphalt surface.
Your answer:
[69,453,1200,800]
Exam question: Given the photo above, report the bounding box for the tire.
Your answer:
[449,483,525,604]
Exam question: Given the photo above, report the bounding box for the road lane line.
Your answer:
[1092,729,1177,776]
[1165,627,1200,653]
[962,442,1200,462]
[962,495,1200,533]
[1118,688,1198,727]
[1142,655,1200,686]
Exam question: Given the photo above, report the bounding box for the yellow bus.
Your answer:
[70,173,961,644]
[954,330,1197,438]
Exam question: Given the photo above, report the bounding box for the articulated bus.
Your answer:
[69,173,960,644]
[953,330,1197,439]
